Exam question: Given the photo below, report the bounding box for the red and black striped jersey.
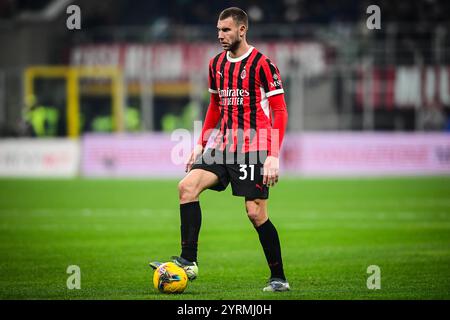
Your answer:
[207,46,285,154]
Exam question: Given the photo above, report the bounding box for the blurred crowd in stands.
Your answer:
[1,0,449,26]
[2,0,449,62]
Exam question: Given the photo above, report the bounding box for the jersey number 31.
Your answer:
[239,164,255,181]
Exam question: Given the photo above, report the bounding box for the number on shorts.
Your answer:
[239,164,254,181]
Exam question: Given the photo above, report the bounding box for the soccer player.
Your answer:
[152,7,290,292]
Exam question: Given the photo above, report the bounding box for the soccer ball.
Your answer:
[153,262,188,294]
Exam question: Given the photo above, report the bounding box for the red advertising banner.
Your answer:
[70,42,327,80]
[355,66,450,109]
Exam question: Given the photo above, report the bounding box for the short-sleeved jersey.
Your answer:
[207,46,284,154]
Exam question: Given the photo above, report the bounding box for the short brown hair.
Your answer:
[219,7,248,28]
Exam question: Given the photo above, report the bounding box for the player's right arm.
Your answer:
[185,93,221,172]
[185,58,222,172]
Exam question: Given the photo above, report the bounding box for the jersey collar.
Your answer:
[226,46,254,63]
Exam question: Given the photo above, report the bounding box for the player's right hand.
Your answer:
[185,144,204,172]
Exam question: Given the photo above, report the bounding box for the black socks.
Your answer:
[179,201,285,280]
[256,219,286,280]
[180,201,202,263]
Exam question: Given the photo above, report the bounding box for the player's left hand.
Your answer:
[263,155,279,187]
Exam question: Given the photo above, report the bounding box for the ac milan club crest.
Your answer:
[240,68,246,79]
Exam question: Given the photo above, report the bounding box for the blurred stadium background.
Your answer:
[0,0,449,299]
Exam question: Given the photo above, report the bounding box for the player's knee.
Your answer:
[178,179,199,203]
[245,200,267,227]
[246,210,260,225]
[246,202,265,226]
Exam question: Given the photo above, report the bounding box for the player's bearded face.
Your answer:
[217,18,243,52]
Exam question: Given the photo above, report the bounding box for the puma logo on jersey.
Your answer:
[217,70,223,78]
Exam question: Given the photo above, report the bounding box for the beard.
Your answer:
[225,32,241,52]
[228,39,240,52]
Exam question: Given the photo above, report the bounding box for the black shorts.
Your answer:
[190,149,269,200]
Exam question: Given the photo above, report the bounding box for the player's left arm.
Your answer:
[258,59,288,187]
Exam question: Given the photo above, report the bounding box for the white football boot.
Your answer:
[171,256,199,281]
[263,278,291,292]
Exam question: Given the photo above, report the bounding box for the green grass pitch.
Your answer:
[0,177,449,300]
